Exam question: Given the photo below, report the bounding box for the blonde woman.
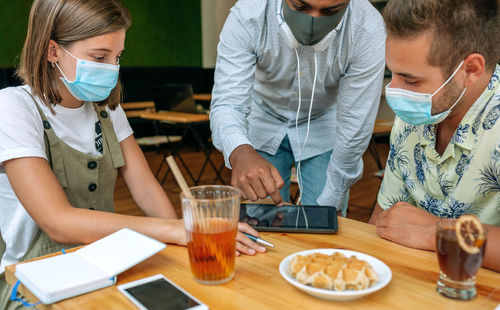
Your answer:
[0,1,263,308]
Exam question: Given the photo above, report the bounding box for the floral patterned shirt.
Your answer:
[377,65,500,226]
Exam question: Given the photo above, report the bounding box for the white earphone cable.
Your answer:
[294,50,317,229]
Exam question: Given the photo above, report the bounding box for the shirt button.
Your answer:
[43,120,51,129]
[87,161,97,169]
[100,111,108,118]
[88,183,97,192]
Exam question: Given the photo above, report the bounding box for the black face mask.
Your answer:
[283,1,347,46]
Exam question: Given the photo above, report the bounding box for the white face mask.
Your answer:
[385,61,466,125]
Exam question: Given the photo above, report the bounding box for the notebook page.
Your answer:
[76,228,166,276]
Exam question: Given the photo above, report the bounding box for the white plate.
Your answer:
[279,249,392,301]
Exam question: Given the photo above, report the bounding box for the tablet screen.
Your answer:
[124,278,201,310]
[240,203,337,233]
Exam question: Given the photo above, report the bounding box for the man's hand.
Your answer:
[374,202,440,250]
[229,145,284,206]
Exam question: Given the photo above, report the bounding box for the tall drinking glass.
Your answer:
[181,185,240,285]
[435,217,487,300]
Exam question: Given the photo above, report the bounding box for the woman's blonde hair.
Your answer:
[16,0,131,110]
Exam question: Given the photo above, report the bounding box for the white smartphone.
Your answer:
[117,274,208,310]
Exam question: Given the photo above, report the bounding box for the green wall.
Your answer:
[0,0,32,68]
[0,0,202,67]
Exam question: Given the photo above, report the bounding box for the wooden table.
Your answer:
[6,217,499,309]
[193,93,212,102]
[140,111,209,124]
[140,111,225,186]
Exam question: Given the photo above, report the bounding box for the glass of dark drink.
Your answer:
[435,216,487,300]
[181,185,240,285]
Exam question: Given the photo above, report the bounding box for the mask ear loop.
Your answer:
[294,49,317,229]
[53,46,77,82]
[431,60,465,97]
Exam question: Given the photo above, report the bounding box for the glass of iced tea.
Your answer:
[435,215,487,300]
[181,185,240,285]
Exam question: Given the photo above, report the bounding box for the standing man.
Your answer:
[369,0,500,271]
[210,0,385,214]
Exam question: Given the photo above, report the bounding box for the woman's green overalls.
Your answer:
[0,90,125,309]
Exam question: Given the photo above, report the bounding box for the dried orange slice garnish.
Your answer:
[455,215,484,254]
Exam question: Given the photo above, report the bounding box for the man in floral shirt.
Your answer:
[369,0,500,272]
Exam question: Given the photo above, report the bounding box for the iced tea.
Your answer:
[435,217,487,300]
[181,185,240,285]
[187,218,237,283]
[436,228,485,282]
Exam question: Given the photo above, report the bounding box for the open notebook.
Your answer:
[14,228,166,304]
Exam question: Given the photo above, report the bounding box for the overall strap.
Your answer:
[19,88,68,187]
[92,103,125,168]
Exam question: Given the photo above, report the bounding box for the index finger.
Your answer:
[262,166,284,206]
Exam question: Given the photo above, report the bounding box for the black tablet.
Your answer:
[240,203,338,233]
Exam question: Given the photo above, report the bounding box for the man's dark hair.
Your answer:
[383,0,500,75]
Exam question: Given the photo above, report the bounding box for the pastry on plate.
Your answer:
[288,252,378,291]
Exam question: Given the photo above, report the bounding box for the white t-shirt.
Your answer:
[0,85,133,272]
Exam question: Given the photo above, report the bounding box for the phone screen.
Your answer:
[124,278,201,310]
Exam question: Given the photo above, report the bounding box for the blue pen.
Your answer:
[243,233,275,248]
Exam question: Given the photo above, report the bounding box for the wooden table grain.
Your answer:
[5,217,500,309]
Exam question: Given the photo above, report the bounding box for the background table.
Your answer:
[6,217,500,309]
[140,111,225,186]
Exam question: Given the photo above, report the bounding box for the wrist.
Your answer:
[163,219,186,245]
[424,225,437,251]
[229,144,254,167]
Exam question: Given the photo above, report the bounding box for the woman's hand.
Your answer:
[235,223,266,256]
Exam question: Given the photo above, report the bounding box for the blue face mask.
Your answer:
[385,61,466,125]
[55,47,119,102]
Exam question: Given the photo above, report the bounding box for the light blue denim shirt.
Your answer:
[210,0,386,208]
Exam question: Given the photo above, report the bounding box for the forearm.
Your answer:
[482,225,500,272]
[368,203,383,225]
[129,176,178,219]
[318,62,385,206]
[210,13,257,168]
[210,109,253,168]
[119,136,177,219]
[45,207,184,245]
[317,156,362,208]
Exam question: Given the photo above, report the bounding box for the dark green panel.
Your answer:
[0,0,202,68]
[0,0,32,67]
[120,0,202,67]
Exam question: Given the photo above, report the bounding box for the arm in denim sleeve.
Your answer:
[317,21,386,210]
[209,5,259,169]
